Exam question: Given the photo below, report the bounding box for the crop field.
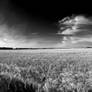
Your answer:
[0,48,92,92]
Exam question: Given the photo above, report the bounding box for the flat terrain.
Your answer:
[0,48,92,92]
[0,48,92,67]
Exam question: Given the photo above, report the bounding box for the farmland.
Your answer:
[0,48,92,92]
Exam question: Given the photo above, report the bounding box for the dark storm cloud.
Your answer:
[57,15,92,48]
[0,1,57,38]
[0,0,59,48]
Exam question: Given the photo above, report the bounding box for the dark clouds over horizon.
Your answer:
[0,0,60,48]
[0,0,92,48]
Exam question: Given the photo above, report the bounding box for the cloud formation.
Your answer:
[58,15,92,48]
[0,0,58,48]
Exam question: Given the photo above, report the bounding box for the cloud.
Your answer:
[0,2,45,48]
[58,15,92,35]
[57,15,92,48]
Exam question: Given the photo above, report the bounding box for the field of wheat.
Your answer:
[0,48,92,92]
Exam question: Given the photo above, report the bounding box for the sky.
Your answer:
[57,15,92,48]
[0,0,91,48]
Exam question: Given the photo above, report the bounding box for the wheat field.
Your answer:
[0,48,92,92]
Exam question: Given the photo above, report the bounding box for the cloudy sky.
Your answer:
[57,15,92,48]
[0,0,91,48]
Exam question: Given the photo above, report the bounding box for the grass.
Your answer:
[0,49,92,92]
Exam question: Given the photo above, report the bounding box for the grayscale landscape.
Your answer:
[0,0,90,92]
[0,49,92,92]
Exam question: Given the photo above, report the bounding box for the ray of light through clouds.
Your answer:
[57,15,92,48]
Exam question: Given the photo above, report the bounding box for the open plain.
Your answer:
[0,48,92,92]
